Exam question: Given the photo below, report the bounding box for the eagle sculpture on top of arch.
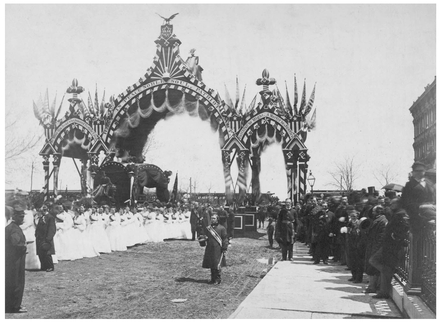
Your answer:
[33,15,317,205]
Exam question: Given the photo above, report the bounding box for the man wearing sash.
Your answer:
[202,214,228,284]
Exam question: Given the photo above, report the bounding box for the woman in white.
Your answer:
[133,208,147,244]
[162,208,173,239]
[150,207,164,242]
[54,208,81,261]
[72,206,100,258]
[106,208,127,251]
[141,207,153,242]
[183,207,193,239]
[87,207,112,253]
[53,209,67,261]
[120,207,135,247]
[170,208,180,239]
[177,208,188,239]
[22,209,40,270]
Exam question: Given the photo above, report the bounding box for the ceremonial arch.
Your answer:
[34,18,317,205]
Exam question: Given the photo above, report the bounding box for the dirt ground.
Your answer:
[7,230,279,319]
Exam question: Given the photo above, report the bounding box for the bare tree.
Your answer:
[5,111,42,162]
[328,156,360,192]
[373,165,399,188]
[5,111,43,186]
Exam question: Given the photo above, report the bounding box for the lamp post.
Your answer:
[307,171,316,197]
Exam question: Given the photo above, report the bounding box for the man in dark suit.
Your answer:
[202,214,228,284]
[275,203,295,261]
[190,202,201,241]
[5,201,27,313]
[313,201,335,265]
[35,203,57,272]
[401,161,435,231]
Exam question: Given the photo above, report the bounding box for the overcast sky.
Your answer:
[4,3,436,199]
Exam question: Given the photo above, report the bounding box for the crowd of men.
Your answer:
[265,161,435,300]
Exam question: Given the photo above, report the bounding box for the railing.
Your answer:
[421,220,436,313]
[395,218,436,313]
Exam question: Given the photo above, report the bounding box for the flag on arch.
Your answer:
[171,173,178,203]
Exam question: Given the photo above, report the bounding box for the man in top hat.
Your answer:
[401,161,435,231]
[5,200,28,313]
[35,203,57,272]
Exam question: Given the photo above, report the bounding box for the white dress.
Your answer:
[120,212,135,247]
[53,213,68,261]
[133,212,147,244]
[142,211,153,242]
[59,211,83,261]
[22,210,40,270]
[183,210,192,239]
[106,213,127,251]
[163,214,173,239]
[87,213,112,253]
[149,212,163,242]
[178,213,188,239]
[156,213,166,241]
[72,214,100,258]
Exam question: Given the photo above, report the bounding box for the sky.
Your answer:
[4,3,437,200]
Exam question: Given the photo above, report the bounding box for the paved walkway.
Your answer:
[230,242,403,319]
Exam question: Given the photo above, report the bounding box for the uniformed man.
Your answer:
[202,214,228,284]
[5,201,28,313]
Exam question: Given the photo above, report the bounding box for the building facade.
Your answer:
[409,77,436,170]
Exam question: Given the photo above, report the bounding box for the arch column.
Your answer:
[221,149,234,204]
[250,153,261,205]
[42,155,50,201]
[236,150,249,205]
[297,150,310,202]
[283,149,299,203]
[80,158,88,195]
[52,153,61,196]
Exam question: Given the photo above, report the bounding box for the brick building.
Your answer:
[409,77,436,170]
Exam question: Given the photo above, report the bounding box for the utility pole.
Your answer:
[30,160,34,192]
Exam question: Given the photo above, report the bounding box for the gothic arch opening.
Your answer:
[143,113,224,195]
[259,143,287,199]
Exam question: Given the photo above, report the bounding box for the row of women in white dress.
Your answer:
[21,207,193,268]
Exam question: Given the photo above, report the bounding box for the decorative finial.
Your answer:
[156,12,179,25]
[67,79,84,103]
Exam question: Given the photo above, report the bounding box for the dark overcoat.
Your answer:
[364,214,387,275]
[401,177,435,230]
[382,209,410,268]
[5,221,27,313]
[190,209,199,230]
[316,210,334,241]
[202,224,228,269]
[275,208,294,244]
[35,214,57,255]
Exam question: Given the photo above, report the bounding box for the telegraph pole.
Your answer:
[30,161,34,192]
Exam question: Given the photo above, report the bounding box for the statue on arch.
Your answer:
[185,48,203,81]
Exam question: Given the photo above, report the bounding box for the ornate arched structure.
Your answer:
[34,18,316,205]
